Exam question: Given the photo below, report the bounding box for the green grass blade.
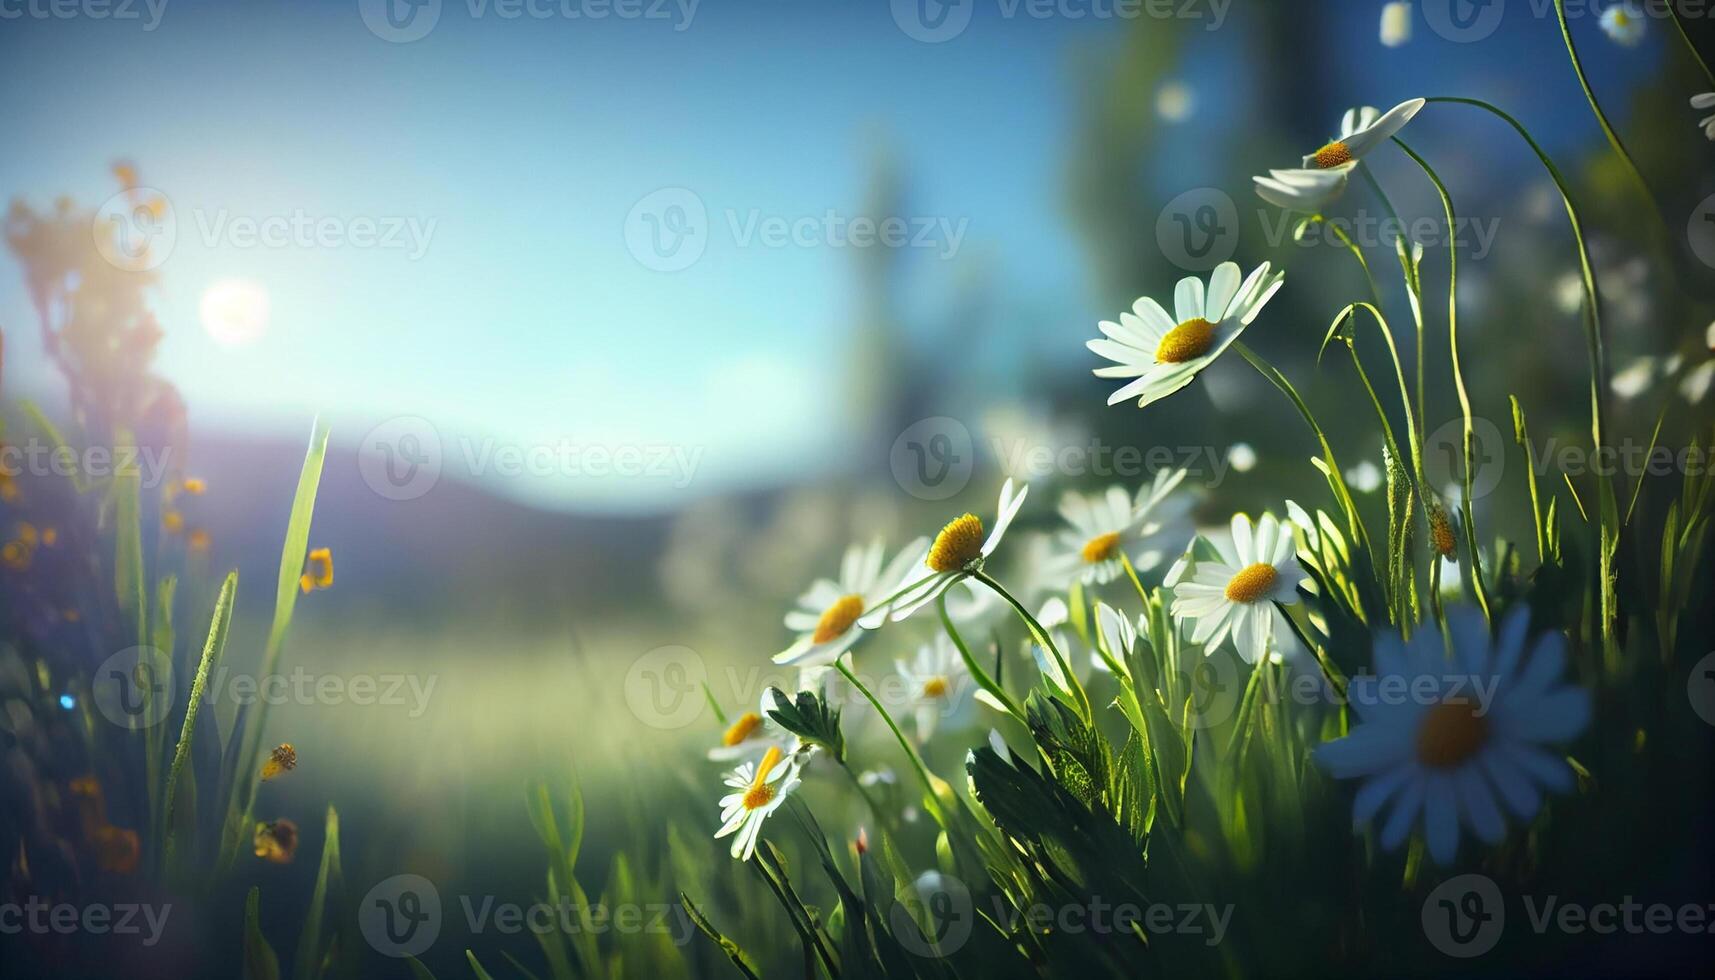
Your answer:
[163,572,236,870]
[243,887,282,980]
[681,892,763,980]
[222,418,331,867]
[292,805,343,980]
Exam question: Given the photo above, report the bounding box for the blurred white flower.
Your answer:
[1694,93,1715,141]
[1046,469,1191,586]
[1599,3,1645,46]
[1228,443,1257,473]
[774,537,928,666]
[1345,460,1384,494]
[1610,357,1655,399]
[1380,2,1412,47]
[1155,80,1194,123]
[1315,608,1591,865]
[896,634,970,741]
[1681,361,1714,404]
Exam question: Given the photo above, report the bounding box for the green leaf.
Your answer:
[163,571,237,869]
[764,687,845,762]
[243,888,281,980]
[404,957,439,980]
[680,892,763,980]
[464,951,497,980]
[292,806,343,980]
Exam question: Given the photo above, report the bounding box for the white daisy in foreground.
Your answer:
[775,536,928,665]
[1693,93,1715,140]
[1304,99,1426,169]
[891,480,1029,620]
[1087,261,1286,409]
[1253,164,1355,212]
[714,745,803,861]
[1170,512,1307,664]
[1599,2,1645,46]
[1314,607,1591,865]
[707,692,794,762]
[896,635,970,741]
[1047,468,1191,586]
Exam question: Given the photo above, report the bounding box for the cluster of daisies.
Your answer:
[711,98,1597,868]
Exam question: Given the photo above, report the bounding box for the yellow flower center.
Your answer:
[1415,699,1489,769]
[812,594,866,643]
[927,514,985,572]
[922,676,949,699]
[1224,562,1278,603]
[1313,140,1354,168]
[1155,317,1218,364]
[722,711,763,747]
[742,746,785,810]
[1080,531,1123,564]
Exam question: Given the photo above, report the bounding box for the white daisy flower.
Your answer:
[1303,99,1426,170]
[1046,468,1191,586]
[1680,360,1714,404]
[891,480,1030,621]
[1087,262,1287,410]
[896,635,970,741]
[1314,607,1592,865]
[1693,92,1715,141]
[707,691,795,763]
[1253,164,1356,212]
[1380,1,1412,47]
[1599,2,1645,46]
[1170,512,1308,664]
[714,745,803,861]
[774,536,929,666]
[1610,357,1655,399]
[1227,443,1257,473]
[1345,460,1384,494]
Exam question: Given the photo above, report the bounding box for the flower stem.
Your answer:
[1669,3,1715,89]
[938,593,1024,720]
[1423,95,1617,660]
[972,570,1092,722]
[834,657,949,827]
[1552,0,1664,235]
[1230,339,1372,560]
[1391,138,1493,624]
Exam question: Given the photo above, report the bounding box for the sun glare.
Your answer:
[199,279,270,347]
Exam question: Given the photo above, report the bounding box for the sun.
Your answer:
[199,279,269,347]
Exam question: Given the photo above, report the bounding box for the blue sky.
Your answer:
[0,0,1669,511]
